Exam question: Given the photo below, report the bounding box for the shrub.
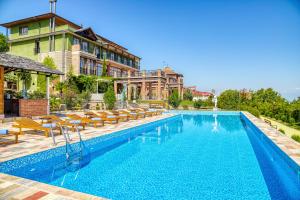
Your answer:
[289,117,295,124]
[62,89,78,109]
[98,81,110,93]
[104,85,116,110]
[291,135,300,143]
[278,128,285,134]
[168,90,181,109]
[182,105,189,110]
[96,103,100,110]
[183,89,193,101]
[240,105,260,117]
[50,97,61,111]
[28,91,46,99]
[194,100,202,109]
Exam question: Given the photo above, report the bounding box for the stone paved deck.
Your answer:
[243,112,300,166]
[0,113,174,200]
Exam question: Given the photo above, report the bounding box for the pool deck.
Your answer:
[0,111,299,199]
[243,112,300,166]
[0,113,174,200]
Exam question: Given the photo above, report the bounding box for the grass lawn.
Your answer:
[260,116,300,138]
[180,100,194,106]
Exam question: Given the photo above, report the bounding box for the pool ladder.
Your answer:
[61,123,90,171]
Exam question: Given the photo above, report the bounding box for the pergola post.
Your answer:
[0,67,4,119]
[46,75,50,115]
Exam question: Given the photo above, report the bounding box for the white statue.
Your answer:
[212,94,218,111]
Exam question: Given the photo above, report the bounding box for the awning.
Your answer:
[0,53,64,75]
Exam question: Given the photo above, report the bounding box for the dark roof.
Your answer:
[75,27,98,41]
[0,13,81,29]
[0,53,64,75]
[96,34,128,51]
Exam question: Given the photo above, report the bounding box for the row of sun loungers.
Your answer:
[1,108,164,144]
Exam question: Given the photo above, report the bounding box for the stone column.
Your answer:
[114,81,118,99]
[128,84,132,101]
[141,71,146,100]
[127,70,131,101]
[157,70,162,100]
[133,85,137,103]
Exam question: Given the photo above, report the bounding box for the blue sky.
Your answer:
[0,0,300,100]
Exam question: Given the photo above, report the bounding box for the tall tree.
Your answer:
[37,56,58,92]
[102,57,108,77]
[0,33,9,52]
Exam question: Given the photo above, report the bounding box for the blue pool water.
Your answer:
[1,112,300,199]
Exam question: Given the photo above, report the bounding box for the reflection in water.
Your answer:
[212,113,219,132]
[182,114,193,121]
[188,114,244,133]
[140,118,183,144]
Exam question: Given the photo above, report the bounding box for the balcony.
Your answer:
[114,70,166,79]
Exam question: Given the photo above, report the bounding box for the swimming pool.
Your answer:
[1,112,300,199]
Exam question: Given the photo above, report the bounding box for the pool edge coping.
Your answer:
[241,111,300,168]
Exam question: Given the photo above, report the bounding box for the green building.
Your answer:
[1,13,141,91]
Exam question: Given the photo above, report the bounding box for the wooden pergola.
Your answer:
[0,53,63,118]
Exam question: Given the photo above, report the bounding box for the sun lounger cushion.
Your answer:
[107,116,116,119]
[69,120,81,124]
[42,123,57,128]
[91,117,102,121]
[0,129,8,135]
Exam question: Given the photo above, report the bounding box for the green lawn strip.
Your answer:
[260,116,300,139]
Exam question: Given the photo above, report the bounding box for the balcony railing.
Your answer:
[115,70,166,79]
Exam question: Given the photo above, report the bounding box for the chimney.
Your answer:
[49,0,57,51]
[49,0,57,13]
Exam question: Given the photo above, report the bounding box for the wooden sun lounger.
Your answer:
[118,109,140,120]
[40,115,85,131]
[129,108,146,118]
[0,130,20,144]
[13,118,53,137]
[97,111,119,124]
[109,110,129,122]
[134,108,154,117]
[66,114,104,128]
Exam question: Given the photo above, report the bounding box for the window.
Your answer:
[111,52,115,61]
[107,51,111,60]
[129,60,133,67]
[81,41,89,52]
[102,49,107,59]
[97,64,102,76]
[80,57,85,74]
[34,39,40,54]
[110,67,121,77]
[19,26,28,35]
[73,37,80,45]
[135,61,140,69]
[90,60,97,75]
[95,47,100,58]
